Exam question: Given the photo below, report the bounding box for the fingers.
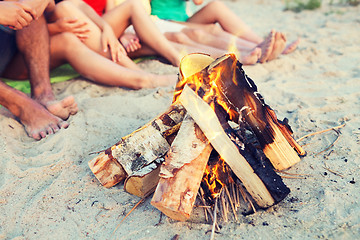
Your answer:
[110,42,126,63]
[64,18,90,40]
[19,2,38,20]
[15,15,31,29]
[102,38,108,54]
[11,2,37,30]
[118,43,127,56]
[105,37,126,62]
[127,39,141,52]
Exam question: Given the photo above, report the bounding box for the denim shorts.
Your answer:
[0,25,17,75]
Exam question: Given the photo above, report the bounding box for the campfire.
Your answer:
[88,53,306,224]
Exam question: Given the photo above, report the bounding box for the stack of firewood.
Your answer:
[88,53,306,222]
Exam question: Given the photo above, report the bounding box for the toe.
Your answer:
[50,123,60,133]
[46,126,54,135]
[59,120,70,129]
[31,131,42,141]
[39,131,47,139]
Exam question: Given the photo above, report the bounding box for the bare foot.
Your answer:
[45,96,78,120]
[120,33,142,53]
[267,32,287,61]
[282,37,300,54]
[257,30,275,63]
[150,74,178,88]
[20,99,69,140]
[240,47,261,65]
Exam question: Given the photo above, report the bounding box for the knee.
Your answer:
[54,1,77,17]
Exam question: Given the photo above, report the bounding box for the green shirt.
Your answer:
[150,0,189,22]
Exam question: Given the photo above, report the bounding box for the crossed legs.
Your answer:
[102,0,181,66]
[53,0,181,67]
[177,1,299,63]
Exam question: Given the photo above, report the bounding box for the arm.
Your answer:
[0,0,55,29]
[0,1,36,29]
[20,0,56,16]
[65,0,126,61]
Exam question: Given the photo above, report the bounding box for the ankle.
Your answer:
[31,86,55,104]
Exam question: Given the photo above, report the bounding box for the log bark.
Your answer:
[151,114,213,221]
[178,85,276,208]
[88,104,186,188]
[176,54,305,170]
[88,152,126,188]
[123,159,162,198]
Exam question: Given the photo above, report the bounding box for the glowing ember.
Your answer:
[201,154,234,199]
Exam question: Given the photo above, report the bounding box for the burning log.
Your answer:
[151,114,213,221]
[174,53,305,171]
[88,104,186,188]
[178,85,290,208]
[88,53,304,224]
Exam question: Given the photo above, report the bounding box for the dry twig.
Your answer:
[112,197,146,237]
[224,186,238,221]
[279,175,307,179]
[296,123,345,142]
[314,129,341,156]
[323,164,344,178]
[210,197,218,240]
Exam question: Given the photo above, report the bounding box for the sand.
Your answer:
[1,0,359,239]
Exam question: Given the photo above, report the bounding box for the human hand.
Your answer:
[20,0,55,16]
[55,17,90,41]
[0,1,36,30]
[120,33,142,53]
[101,24,127,62]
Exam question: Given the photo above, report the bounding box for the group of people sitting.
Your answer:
[0,0,299,140]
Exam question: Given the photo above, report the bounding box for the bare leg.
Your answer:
[52,1,142,71]
[50,32,177,89]
[14,15,78,119]
[0,81,69,140]
[186,1,263,44]
[5,30,176,89]
[179,23,258,50]
[102,0,181,66]
[164,32,229,57]
[165,32,260,65]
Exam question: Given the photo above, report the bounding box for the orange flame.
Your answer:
[202,157,226,198]
[175,54,239,198]
[173,54,238,120]
[202,156,235,199]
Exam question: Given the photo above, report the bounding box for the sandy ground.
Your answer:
[1,0,360,239]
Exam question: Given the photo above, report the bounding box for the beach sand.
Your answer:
[1,0,359,239]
